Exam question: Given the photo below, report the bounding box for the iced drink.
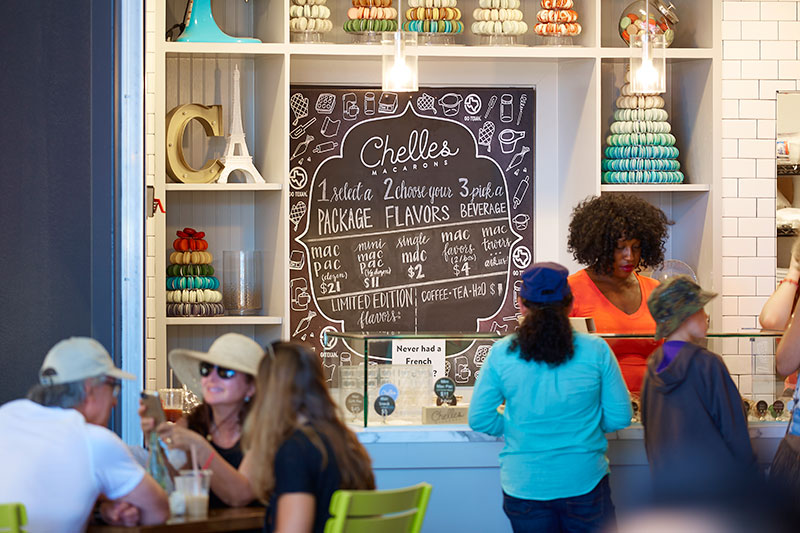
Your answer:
[159,388,185,422]
[174,470,212,518]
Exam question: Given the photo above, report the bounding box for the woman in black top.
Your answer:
[244,342,375,533]
[139,333,264,507]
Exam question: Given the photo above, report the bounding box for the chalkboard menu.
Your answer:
[288,87,535,386]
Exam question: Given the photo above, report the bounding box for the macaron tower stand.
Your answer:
[601,71,684,184]
[344,1,399,43]
[166,228,224,317]
[471,0,529,46]
[533,0,582,46]
[403,0,464,44]
[289,0,333,43]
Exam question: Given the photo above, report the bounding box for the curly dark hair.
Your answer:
[511,294,574,367]
[567,194,671,275]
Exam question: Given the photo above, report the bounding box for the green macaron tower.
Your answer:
[344,1,399,39]
[602,70,685,184]
[166,227,224,317]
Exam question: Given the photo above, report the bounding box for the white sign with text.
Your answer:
[392,339,446,380]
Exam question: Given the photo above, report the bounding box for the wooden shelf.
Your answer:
[160,43,713,61]
[162,41,286,56]
[601,184,711,193]
[166,316,283,326]
[599,48,715,60]
[165,182,282,192]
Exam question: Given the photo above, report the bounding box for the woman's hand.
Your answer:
[155,422,213,463]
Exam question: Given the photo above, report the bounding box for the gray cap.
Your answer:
[39,337,135,385]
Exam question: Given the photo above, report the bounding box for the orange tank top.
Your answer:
[568,269,661,395]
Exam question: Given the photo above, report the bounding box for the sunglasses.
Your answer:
[101,377,122,398]
[199,362,237,379]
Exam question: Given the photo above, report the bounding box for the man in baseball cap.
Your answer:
[0,337,169,531]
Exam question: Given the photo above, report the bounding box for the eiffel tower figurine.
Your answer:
[218,65,265,184]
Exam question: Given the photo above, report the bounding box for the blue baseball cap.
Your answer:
[520,262,571,304]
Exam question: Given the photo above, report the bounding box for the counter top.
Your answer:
[355,421,789,444]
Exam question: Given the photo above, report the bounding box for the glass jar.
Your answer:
[618,1,679,47]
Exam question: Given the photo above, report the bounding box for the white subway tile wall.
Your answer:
[145,0,156,390]
[723,0,798,397]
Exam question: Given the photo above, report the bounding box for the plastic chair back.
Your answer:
[324,482,432,533]
[0,503,27,533]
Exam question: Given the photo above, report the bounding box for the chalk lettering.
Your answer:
[317,207,373,235]
[360,129,460,169]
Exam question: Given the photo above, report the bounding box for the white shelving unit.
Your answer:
[150,0,721,388]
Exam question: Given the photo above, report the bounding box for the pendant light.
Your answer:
[381,0,418,92]
[629,3,666,95]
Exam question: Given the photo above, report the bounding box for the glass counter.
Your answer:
[325,330,787,428]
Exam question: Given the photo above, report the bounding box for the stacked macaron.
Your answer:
[289,0,333,33]
[534,0,581,37]
[166,227,224,317]
[472,0,527,36]
[404,0,464,34]
[602,80,684,184]
[344,0,398,33]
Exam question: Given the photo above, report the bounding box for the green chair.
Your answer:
[324,482,432,533]
[0,503,27,533]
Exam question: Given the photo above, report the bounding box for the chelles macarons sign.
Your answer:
[288,87,534,386]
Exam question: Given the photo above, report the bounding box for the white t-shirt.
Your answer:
[0,399,145,533]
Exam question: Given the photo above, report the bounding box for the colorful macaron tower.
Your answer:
[534,0,582,40]
[602,73,684,184]
[471,0,528,44]
[404,0,464,39]
[344,0,399,37]
[289,0,332,40]
[166,228,224,317]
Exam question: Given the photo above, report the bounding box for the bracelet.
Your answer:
[202,452,214,470]
[781,278,799,287]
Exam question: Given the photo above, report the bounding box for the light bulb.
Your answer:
[634,58,659,91]
[388,59,412,89]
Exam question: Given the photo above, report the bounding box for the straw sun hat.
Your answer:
[168,333,265,398]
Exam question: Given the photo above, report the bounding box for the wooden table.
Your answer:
[87,507,265,532]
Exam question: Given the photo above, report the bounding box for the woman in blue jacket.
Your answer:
[469,262,632,533]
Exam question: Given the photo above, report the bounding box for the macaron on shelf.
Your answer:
[618,1,677,47]
[471,0,528,46]
[403,0,464,45]
[534,0,582,46]
[166,228,224,317]
[345,0,399,43]
[602,74,685,184]
[289,0,333,43]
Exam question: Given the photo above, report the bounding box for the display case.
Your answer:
[328,330,786,428]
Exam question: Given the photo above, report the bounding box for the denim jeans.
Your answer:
[502,475,616,533]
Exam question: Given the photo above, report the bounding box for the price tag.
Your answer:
[434,377,456,401]
[345,392,364,415]
[378,383,399,400]
[374,395,396,416]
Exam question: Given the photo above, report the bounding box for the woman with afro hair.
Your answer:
[567,193,671,395]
